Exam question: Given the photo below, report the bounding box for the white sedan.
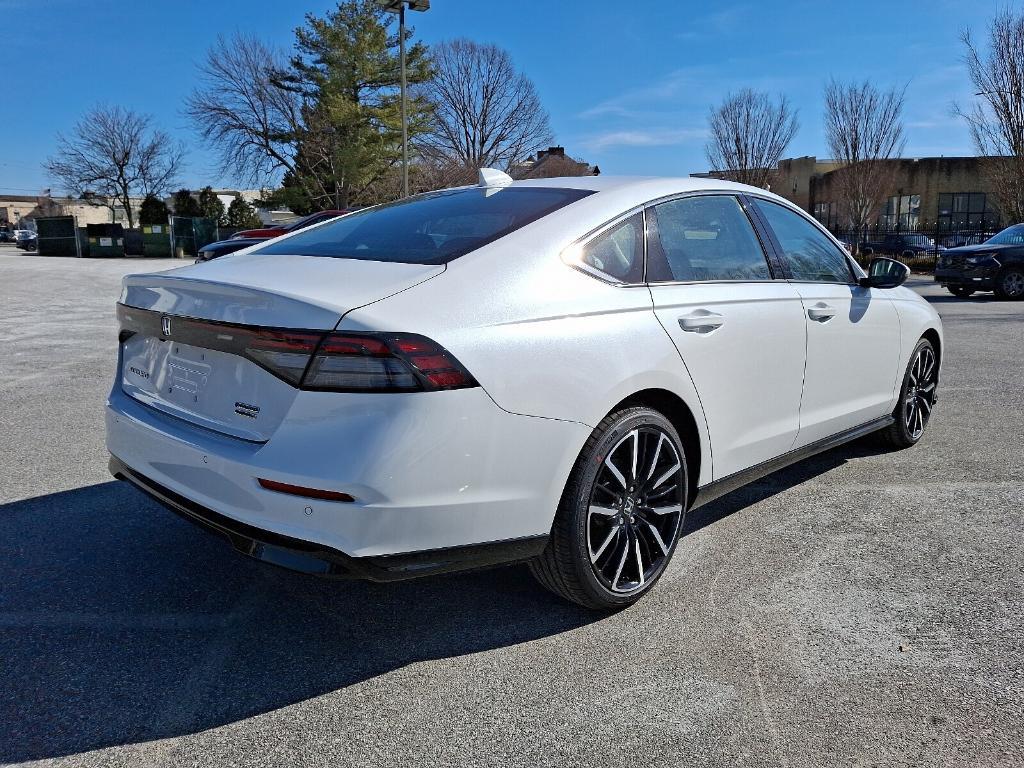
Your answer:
[106,171,942,609]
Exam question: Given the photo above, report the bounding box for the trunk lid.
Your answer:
[117,254,444,441]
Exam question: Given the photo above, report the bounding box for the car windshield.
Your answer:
[252,187,595,264]
[986,225,1024,245]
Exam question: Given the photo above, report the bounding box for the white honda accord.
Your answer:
[107,171,942,609]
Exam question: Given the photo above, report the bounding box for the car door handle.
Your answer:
[806,303,837,322]
[678,311,725,333]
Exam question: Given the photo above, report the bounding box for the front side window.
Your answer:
[253,187,594,264]
[753,198,852,284]
[647,195,771,282]
[578,213,644,283]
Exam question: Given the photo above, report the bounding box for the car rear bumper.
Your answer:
[106,383,588,565]
[109,456,547,580]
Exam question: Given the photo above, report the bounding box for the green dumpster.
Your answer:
[86,223,126,257]
[142,224,172,257]
[36,216,81,257]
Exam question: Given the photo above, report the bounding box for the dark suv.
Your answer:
[934,224,1024,299]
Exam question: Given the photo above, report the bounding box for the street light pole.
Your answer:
[399,1,407,198]
[380,0,429,198]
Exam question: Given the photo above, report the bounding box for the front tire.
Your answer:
[994,268,1024,300]
[879,338,938,449]
[948,286,974,298]
[530,407,688,610]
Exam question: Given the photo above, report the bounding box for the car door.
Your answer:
[749,198,902,447]
[647,194,807,480]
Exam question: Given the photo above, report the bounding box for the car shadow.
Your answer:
[920,294,994,304]
[1,436,886,762]
[0,481,600,763]
[683,435,887,536]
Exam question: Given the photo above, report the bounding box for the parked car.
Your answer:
[14,230,37,251]
[107,172,942,610]
[0,227,11,243]
[934,223,1024,299]
[195,237,266,263]
[862,233,944,258]
[230,209,350,240]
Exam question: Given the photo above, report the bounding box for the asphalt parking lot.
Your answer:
[1,244,1022,767]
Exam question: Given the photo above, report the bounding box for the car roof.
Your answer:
[506,174,766,196]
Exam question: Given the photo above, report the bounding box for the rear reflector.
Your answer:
[257,478,355,502]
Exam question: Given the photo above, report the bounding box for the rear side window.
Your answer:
[579,213,644,282]
[647,195,771,282]
[752,199,852,283]
[253,187,594,264]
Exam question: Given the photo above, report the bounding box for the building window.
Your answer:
[937,193,998,231]
[813,202,836,229]
[880,194,920,229]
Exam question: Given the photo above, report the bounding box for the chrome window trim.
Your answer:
[561,205,647,286]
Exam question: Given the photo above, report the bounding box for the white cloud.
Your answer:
[581,128,708,151]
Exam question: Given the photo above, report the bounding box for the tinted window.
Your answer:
[647,195,771,282]
[988,225,1024,245]
[254,187,594,264]
[753,199,852,283]
[579,213,644,282]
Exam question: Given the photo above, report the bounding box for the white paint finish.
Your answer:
[649,282,808,479]
[106,385,589,556]
[121,253,444,328]
[790,284,902,447]
[104,174,943,561]
[120,334,296,443]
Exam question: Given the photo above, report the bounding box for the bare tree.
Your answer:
[823,79,906,232]
[955,10,1024,223]
[416,39,552,171]
[44,105,183,228]
[705,89,799,188]
[185,33,303,189]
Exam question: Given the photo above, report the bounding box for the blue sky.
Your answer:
[0,0,1009,194]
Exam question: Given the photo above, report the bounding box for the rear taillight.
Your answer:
[301,333,477,392]
[242,329,323,386]
[116,305,475,393]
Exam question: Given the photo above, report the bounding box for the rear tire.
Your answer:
[948,286,974,298]
[994,268,1024,300]
[529,407,688,610]
[879,338,937,449]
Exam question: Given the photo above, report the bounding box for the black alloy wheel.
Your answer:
[530,407,687,610]
[880,338,938,449]
[995,268,1024,300]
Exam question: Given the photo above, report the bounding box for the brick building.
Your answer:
[694,155,1008,233]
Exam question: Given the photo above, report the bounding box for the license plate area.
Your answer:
[120,334,296,442]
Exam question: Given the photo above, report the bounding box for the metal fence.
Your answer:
[828,223,1000,268]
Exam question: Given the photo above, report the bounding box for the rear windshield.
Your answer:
[252,186,594,264]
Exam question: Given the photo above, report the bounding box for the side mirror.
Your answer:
[859,257,910,289]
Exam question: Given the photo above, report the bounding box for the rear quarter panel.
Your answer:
[339,205,714,486]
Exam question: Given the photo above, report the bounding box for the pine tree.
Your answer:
[172,189,202,217]
[198,186,226,224]
[226,196,262,228]
[286,0,432,208]
[138,194,170,227]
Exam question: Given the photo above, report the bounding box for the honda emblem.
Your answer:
[161,316,172,336]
